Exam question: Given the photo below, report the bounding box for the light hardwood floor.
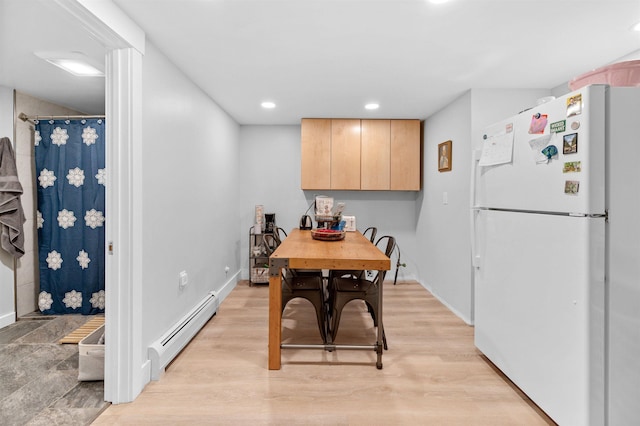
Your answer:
[93,281,555,425]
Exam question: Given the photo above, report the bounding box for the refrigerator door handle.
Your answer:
[470,208,481,269]
[470,148,482,269]
[470,148,482,209]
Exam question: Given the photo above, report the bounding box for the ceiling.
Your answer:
[2,0,639,125]
[0,0,107,116]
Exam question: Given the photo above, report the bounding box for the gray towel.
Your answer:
[0,137,26,258]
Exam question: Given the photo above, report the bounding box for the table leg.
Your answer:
[268,269,283,370]
[376,270,383,370]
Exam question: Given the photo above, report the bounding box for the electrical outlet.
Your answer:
[179,271,188,289]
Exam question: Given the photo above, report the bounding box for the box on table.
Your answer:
[315,196,334,216]
[343,215,356,232]
[78,324,105,381]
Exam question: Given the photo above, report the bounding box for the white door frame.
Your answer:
[53,0,145,403]
[103,47,144,403]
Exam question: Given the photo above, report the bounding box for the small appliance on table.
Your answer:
[299,195,351,233]
[312,196,346,240]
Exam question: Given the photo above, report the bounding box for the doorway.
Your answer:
[1,0,144,405]
[14,92,106,318]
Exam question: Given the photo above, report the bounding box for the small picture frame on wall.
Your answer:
[438,140,452,172]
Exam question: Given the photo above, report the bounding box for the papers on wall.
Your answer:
[478,126,514,167]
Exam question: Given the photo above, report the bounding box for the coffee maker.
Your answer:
[265,213,276,233]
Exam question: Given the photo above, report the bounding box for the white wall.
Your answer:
[238,126,308,237]
[418,88,551,324]
[139,41,240,363]
[0,86,12,142]
[419,91,473,321]
[238,125,421,283]
[0,86,15,328]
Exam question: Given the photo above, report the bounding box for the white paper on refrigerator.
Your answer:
[478,129,514,167]
[528,134,552,164]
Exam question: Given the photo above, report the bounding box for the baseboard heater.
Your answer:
[148,291,219,380]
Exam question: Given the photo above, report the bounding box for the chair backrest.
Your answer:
[273,227,287,246]
[262,233,280,255]
[362,226,377,243]
[375,235,396,257]
[374,235,396,283]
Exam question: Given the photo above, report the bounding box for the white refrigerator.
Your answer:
[471,84,640,426]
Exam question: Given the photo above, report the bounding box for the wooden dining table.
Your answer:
[268,228,391,370]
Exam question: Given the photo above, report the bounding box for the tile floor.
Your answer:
[0,314,109,425]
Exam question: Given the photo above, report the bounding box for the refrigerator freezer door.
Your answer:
[474,85,606,215]
[474,209,604,425]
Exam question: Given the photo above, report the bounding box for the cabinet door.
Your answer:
[301,118,331,190]
[390,119,421,190]
[331,119,361,190]
[361,119,391,190]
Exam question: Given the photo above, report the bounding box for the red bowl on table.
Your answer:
[310,229,346,241]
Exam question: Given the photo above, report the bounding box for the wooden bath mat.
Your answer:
[59,316,105,344]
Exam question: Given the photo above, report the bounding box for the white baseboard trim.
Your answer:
[139,359,151,391]
[217,270,240,303]
[147,269,240,381]
[0,311,15,329]
[148,291,219,381]
[416,280,473,326]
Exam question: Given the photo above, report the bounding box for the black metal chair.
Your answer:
[272,226,288,246]
[328,235,395,350]
[362,226,377,243]
[268,229,328,343]
[327,227,377,283]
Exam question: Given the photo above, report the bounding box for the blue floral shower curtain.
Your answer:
[35,119,105,315]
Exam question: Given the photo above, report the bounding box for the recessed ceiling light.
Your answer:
[261,101,276,109]
[47,59,103,76]
[365,103,379,110]
[34,51,104,77]
[429,0,451,4]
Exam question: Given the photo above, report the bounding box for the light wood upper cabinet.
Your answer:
[301,118,331,190]
[390,119,421,191]
[301,118,421,191]
[331,119,361,190]
[361,119,391,190]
